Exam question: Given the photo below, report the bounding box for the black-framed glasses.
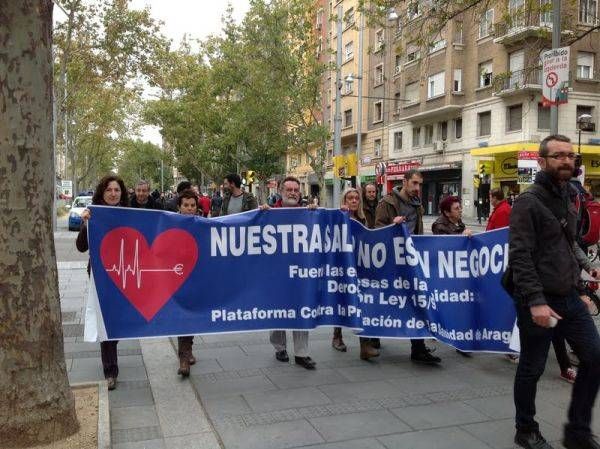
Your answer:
[545,153,576,160]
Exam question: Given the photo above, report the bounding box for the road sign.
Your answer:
[542,47,570,107]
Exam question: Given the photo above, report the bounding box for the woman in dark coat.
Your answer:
[77,175,129,390]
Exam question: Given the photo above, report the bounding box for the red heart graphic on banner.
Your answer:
[100,227,198,321]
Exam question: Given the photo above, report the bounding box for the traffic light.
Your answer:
[241,171,248,186]
[246,170,255,185]
[479,163,486,176]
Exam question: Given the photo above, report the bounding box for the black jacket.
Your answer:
[130,195,163,210]
[509,171,591,306]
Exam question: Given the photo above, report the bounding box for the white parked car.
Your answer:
[68,196,92,231]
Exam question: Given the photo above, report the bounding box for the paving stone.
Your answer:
[378,427,494,449]
[215,418,323,449]
[266,368,349,389]
[191,374,278,399]
[218,353,282,370]
[318,380,405,402]
[202,395,252,418]
[117,366,149,382]
[464,395,516,419]
[244,387,332,413]
[387,373,470,395]
[109,386,155,408]
[163,432,221,449]
[390,401,490,430]
[461,418,562,449]
[336,364,415,382]
[308,410,410,442]
[111,406,159,430]
[288,438,388,449]
[112,426,163,444]
[112,439,165,449]
[67,366,104,383]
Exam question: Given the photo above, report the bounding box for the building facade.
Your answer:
[291,0,600,215]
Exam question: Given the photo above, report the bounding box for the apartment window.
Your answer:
[540,0,552,25]
[316,8,324,29]
[412,126,421,148]
[406,42,420,63]
[344,42,354,61]
[509,0,525,28]
[454,117,463,139]
[394,92,401,112]
[344,109,352,127]
[344,78,353,94]
[579,0,598,24]
[478,111,492,136]
[479,60,493,87]
[374,64,384,86]
[537,103,550,129]
[438,121,448,141]
[394,54,402,75]
[454,21,464,44]
[507,104,523,131]
[427,71,445,99]
[374,101,383,122]
[407,2,420,20]
[393,132,403,151]
[453,69,462,92]
[394,18,403,38]
[429,39,447,54]
[424,125,434,145]
[479,9,494,38]
[577,52,595,79]
[345,7,355,27]
[374,139,382,157]
[375,29,384,52]
[576,105,595,127]
[405,81,419,103]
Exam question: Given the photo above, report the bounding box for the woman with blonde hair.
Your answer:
[331,188,379,360]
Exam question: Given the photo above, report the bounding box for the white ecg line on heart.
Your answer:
[105,238,184,289]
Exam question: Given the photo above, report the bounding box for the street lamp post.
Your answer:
[333,4,343,208]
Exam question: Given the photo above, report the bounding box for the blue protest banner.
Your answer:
[85,206,516,352]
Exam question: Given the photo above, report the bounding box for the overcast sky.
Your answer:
[55,0,251,144]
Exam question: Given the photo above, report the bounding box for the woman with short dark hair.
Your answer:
[76,175,129,390]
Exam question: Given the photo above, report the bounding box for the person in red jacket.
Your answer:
[486,188,511,231]
[199,193,211,217]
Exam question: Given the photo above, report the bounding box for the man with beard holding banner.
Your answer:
[262,176,317,369]
[374,169,441,365]
[510,135,600,449]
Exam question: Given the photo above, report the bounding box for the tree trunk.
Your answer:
[0,1,79,447]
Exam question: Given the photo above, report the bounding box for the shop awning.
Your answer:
[470,142,600,156]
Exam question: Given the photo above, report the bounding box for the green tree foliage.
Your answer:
[116,139,174,190]
[146,0,329,200]
[53,0,169,193]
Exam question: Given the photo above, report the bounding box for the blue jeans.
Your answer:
[514,290,600,438]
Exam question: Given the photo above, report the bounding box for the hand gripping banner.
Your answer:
[84,206,517,353]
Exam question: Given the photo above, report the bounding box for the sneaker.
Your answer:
[515,430,555,449]
[560,368,577,384]
[411,348,441,365]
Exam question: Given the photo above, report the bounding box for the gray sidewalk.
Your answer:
[56,219,598,449]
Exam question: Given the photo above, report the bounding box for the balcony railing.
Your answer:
[495,67,542,95]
